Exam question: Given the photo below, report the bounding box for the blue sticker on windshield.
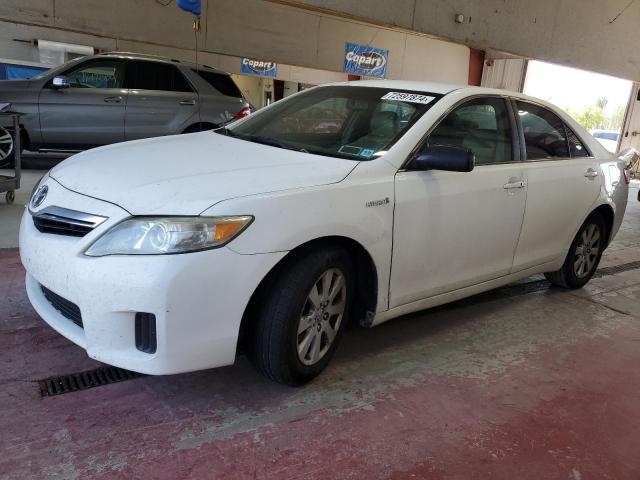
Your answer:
[360,148,376,158]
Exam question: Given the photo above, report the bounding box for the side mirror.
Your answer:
[51,76,70,89]
[410,145,475,172]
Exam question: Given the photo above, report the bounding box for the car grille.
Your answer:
[31,206,107,238]
[33,216,94,237]
[41,285,83,328]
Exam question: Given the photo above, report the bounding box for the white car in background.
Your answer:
[591,130,620,153]
[20,81,629,385]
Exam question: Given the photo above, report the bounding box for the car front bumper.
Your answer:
[19,179,285,375]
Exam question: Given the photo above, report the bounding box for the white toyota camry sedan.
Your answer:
[20,81,629,385]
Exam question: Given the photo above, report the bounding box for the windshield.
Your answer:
[223,86,442,160]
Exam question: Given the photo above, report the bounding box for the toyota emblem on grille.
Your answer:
[31,185,48,208]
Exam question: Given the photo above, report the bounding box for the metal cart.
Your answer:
[0,110,23,205]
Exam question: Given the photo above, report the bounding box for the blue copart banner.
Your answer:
[343,42,388,78]
[176,0,201,15]
[241,58,278,77]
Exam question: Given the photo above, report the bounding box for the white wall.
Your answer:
[284,0,640,81]
[0,0,470,85]
[481,59,527,92]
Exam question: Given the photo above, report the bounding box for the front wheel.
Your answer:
[545,212,606,289]
[249,246,354,385]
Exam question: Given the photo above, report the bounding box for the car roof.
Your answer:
[327,80,560,105]
[331,79,464,95]
[97,52,229,75]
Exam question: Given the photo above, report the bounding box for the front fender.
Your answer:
[201,173,395,313]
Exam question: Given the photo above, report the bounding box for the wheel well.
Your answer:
[19,125,30,151]
[592,204,614,246]
[237,236,379,353]
[182,122,218,133]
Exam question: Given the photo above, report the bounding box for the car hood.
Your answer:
[50,132,359,215]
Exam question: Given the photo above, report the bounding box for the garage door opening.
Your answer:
[523,60,632,153]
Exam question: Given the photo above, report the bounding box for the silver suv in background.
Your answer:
[0,52,249,166]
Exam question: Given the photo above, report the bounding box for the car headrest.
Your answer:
[370,111,400,137]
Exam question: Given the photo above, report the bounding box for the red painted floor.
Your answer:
[2,244,640,479]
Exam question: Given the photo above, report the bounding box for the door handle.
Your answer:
[104,96,123,103]
[584,168,599,179]
[179,99,196,106]
[503,180,526,189]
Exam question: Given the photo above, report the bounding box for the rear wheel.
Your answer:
[249,246,354,385]
[545,212,606,289]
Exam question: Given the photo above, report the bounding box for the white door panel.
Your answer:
[513,158,601,270]
[390,164,526,308]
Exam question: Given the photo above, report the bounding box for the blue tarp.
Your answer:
[0,63,48,80]
[176,0,201,15]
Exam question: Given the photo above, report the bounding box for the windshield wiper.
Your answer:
[216,128,307,153]
[215,126,237,137]
[236,133,308,153]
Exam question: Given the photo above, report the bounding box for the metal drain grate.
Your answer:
[594,260,640,278]
[496,260,640,299]
[39,366,144,397]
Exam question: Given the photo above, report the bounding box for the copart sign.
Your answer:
[343,42,388,78]
[241,58,278,77]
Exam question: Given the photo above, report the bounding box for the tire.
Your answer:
[5,191,15,204]
[544,212,606,289]
[0,126,15,169]
[249,246,355,385]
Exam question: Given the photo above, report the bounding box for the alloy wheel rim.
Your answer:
[296,268,347,366]
[574,223,601,279]
[0,127,14,162]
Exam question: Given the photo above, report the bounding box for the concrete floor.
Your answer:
[0,178,639,479]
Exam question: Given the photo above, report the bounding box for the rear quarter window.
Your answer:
[195,70,242,98]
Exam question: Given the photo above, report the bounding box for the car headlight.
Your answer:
[84,216,253,256]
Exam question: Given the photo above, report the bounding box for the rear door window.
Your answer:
[125,61,193,92]
[194,70,242,98]
[516,101,570,159]
[428,97,514,165]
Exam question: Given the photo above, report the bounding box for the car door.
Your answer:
[390,96,527,308]
[511,100,602,271]
[38,58,126,148]
[123,60,198,140]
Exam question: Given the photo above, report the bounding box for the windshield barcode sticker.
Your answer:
[381,92,435,104]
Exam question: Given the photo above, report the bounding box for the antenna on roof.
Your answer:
[176,0,201,72]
